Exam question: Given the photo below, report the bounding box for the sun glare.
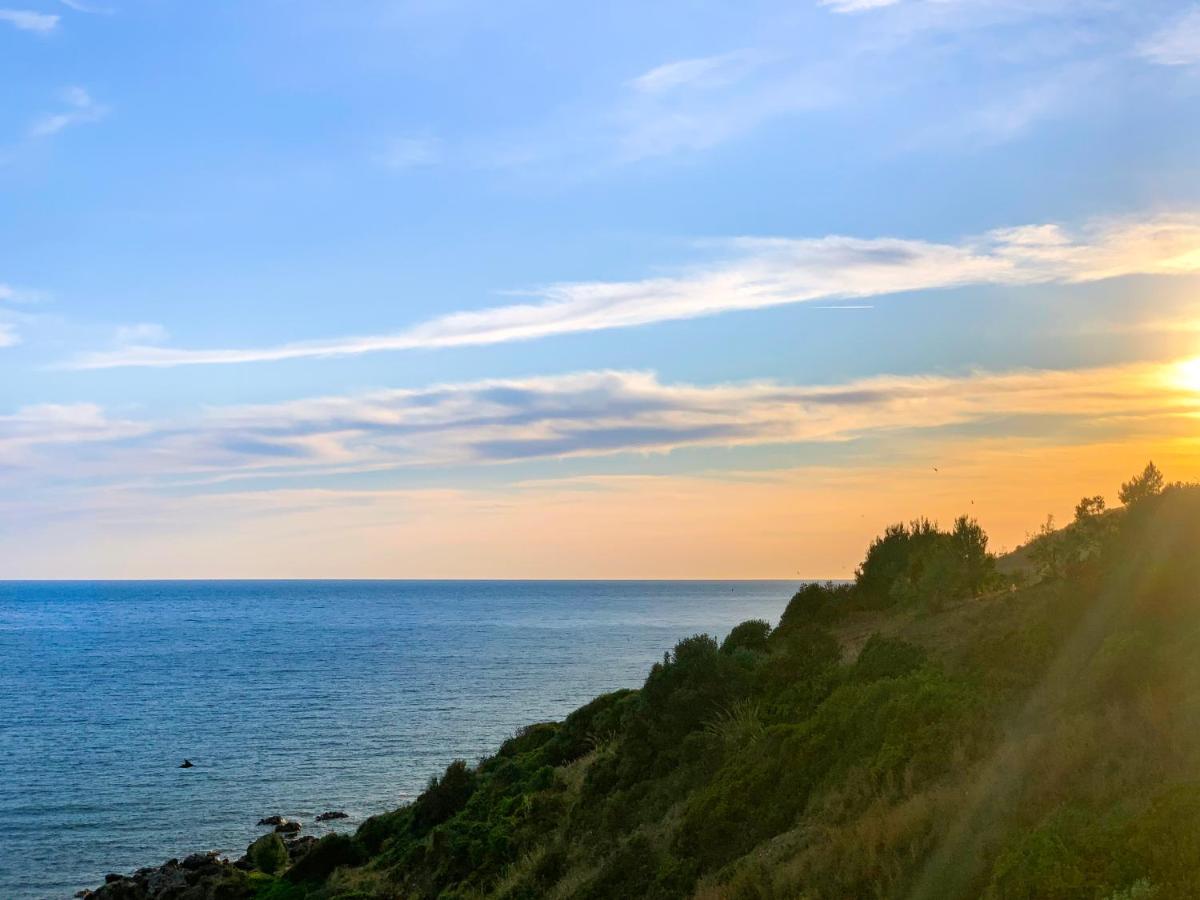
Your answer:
[1174,357,1200,393]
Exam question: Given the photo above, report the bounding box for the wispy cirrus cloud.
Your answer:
[478,1,1143,172]
[7,358,1199,482]
[820,0,901,13]
[1139,6,1200,67]
[0,403,147,467]
[483,46,835,168]
[0,8,58,32]
[114,322,169,346]
[29,86,109,138]
[376,135,441,170]
[68,212,1200,370]
[59,0,114,13]
[4,359,1200,577]
[629,51,766,94]
[904,65,1093,149]
[613,49,838,162]
[0,282,49,304]
[0,280,50,348]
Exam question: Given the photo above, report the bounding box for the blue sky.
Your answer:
[2,0,1200,577]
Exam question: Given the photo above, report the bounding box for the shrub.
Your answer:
[285,833,365,883]
[853,635,927,682]
[703,699,765,748]
[354,807,411,856]
[497,722,559,759]
[721,619,771,655]
[1125,784,1200,894]
[249,832,289,875]
[640,634,745,738]
[538,689,635,766]
[761,624,841,712]
[985,805,1126,899]
[856,521,936,607]
[855,517,996,609]
[1075,495,1106,520]
[777,581,852,629]
[949,514,995,591]
[577,833,693,900]
[1029,514,1064,580]
[412,759,477,832]
[1119,462,1164,507]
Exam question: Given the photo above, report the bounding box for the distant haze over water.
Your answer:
[0,580,796,898]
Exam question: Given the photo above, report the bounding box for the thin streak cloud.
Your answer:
[29,87,108,138]
[68,212,1200,370]
[0,8,58,31]
[630,51,765,94]
[6,358,1198,482]
[820,0,901,13]
[1139,7,1200,67]
[59,0,114,13]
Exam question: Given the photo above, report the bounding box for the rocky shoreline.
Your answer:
[77,811,351,899]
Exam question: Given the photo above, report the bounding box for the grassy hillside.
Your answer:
[158,469,1200,899]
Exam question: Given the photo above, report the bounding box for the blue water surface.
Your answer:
[0,580,796,898]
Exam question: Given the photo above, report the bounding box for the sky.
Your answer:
[1,0,1199,578]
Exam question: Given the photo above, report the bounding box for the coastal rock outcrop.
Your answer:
[273,819,302,834]
[85,851,252,900]
[180,851,222,870]
[82,830,337,898]
[315,810,349,821]
[256,814,286,826]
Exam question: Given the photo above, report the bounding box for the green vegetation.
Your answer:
[251,465,1200,899]
[855,514,997,610]
[250,833,290,876]
[1119,461,1165,507]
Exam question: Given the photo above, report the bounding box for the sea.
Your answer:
[0,579,796,899]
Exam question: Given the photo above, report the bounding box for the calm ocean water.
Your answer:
[0,580,795,899]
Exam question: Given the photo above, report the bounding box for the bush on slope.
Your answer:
[258,476,1200,900]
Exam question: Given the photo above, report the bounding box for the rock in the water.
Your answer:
[315,810,349,821]
[178,759,194,769]
[257,814,286,826]
[274,819,302,834]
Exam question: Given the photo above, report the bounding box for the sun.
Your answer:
[1172,357,1200,393]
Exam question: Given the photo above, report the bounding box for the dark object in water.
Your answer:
[315,810,349,821]
[258,814,286,826]
[179,759,194,769]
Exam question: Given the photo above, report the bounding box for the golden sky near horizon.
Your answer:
[5,353,1197,579]
[5,1,1200,579]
